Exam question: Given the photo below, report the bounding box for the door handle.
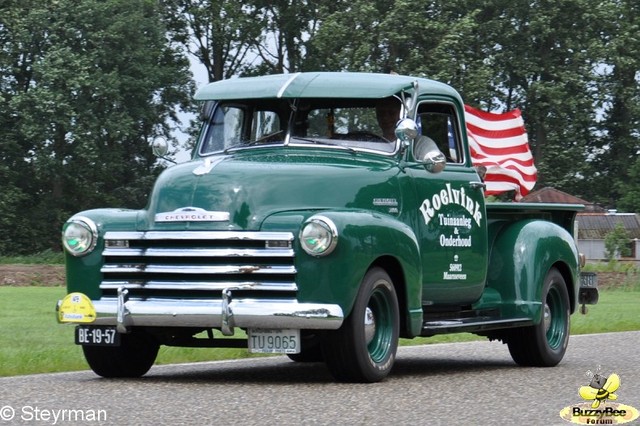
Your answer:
[470,181,486,190]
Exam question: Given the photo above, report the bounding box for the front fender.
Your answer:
[264,211,422,333]
[487,219,579,322]
[63,208,141,299]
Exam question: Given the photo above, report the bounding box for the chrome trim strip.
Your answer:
[104,231,295,241]
[102,247,294,258]
[286,140,400,156]
[203,141,401,157]
[100,280,298,292]
[100,264,296,275]
[89,297,344,330]
[277,72,301,98]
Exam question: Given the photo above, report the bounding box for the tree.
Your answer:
[482,0,608,197]
[593,0,640,209]
[618,158,640,212]
[604,222,632,261]
[161,0,263,82]
[0,0,194,254]
[305,0,401,73]
[245,0,324,74]
[162,0,324,80]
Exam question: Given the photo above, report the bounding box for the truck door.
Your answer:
[407,101,488,306]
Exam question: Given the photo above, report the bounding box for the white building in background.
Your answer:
[577,212,640,263]
[522,187,640,263]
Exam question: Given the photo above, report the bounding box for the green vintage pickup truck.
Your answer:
[57,72,596,382]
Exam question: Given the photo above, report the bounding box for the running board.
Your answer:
[421,317,532,337]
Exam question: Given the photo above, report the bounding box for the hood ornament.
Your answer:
[193,156,225,176]
[155,207,230,222]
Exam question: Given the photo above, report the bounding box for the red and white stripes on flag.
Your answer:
[464,105,537,200]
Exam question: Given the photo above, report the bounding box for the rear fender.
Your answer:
[486,219,579,322]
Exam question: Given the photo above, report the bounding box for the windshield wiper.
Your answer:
[289,136,357,153]
[223,138,282,154]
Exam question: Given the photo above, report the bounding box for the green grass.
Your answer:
[0,286,639,377]
[569,288,640,334]
[0,287,269,376]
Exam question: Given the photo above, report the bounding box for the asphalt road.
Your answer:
[1,331,639,425]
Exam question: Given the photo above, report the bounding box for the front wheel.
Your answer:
[507,267,570,367]
[287,333,323,362]
[82,330,159,378]
[322,267,399,382]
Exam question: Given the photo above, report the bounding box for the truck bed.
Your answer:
[486,202,584,235]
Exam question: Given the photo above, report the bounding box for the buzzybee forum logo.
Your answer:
[559,367,639,424]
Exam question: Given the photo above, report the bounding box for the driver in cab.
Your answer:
[375,97,444,164]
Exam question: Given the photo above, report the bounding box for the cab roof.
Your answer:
[194,72,460,101]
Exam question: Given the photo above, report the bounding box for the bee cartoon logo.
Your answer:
[579,367,620,408]
[559,366,639,424]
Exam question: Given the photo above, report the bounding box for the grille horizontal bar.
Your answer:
[100,231,297,295]
[101,264,296,275]
[104,231,294,241]
[99,280,298,291]
[102,247,295,258]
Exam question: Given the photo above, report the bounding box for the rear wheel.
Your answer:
[82,330,159,378]
[507,268,570,366]
[322,267,399,382]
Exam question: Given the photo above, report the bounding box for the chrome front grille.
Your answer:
[100,231,297,296]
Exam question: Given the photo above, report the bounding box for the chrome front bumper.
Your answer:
[60,287,344,335]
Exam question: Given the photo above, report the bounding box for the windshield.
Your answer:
[198,97,402,155]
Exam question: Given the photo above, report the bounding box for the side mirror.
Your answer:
[414,136,446,174]
[422,150,446,174]
[394,118,419,142]
[151,137,169,157]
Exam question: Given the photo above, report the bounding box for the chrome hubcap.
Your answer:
[364,306,376,344]
[543,303,552,333]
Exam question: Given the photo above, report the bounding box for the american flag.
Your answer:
[464,105,537,200]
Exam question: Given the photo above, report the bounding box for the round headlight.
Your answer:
[299,216,338,257]
[62,217,98,257]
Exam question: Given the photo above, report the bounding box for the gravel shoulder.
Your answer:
[0,264,65,286]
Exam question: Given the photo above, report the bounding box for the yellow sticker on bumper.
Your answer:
[58,292,96,323]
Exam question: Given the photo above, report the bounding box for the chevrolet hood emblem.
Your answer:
[155,207,230,223]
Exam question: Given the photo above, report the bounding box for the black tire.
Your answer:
[82,330,159,378]
[507,268,570,367]
[322,267,399,382]
[287,333,324,362]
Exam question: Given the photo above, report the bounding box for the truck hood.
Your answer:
[145,149,402,230]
